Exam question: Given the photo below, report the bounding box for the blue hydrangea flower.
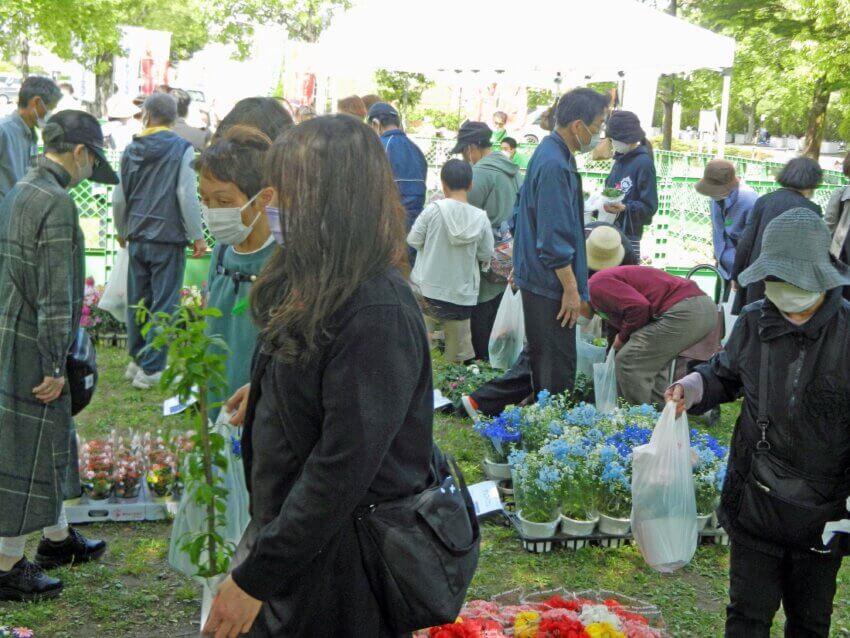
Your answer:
[537,389,551,407]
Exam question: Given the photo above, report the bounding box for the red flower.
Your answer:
[541,597,582,612]
[429,622,480,638]
[85,276,95,287]
[538,617,591,638]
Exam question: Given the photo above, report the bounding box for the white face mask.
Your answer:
[577,121,601,154]
[74,148,93,183]
[611,140,632,154]
[764,281,824,314]
[202,193,261,246]
[36,107,53,129]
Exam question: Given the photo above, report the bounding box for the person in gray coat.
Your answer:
[0,76,61,201]
[113,92,207,390]
[0,111,117,602]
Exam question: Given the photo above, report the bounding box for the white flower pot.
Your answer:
[85,496,111,507]
[517,511,559,539]
[483,458,512,481]
[559,513,599,537]
[599,513,631,536]
[696,513,712,531]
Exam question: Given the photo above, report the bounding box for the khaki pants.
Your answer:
[616,295,717,406]
[424,315,474,363]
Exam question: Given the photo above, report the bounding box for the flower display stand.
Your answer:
[64,483,178,524]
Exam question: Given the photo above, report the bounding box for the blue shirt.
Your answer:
[380,129,427,229]
[513,131,588,302]
[0,112,37,202]
[710,183,758,279]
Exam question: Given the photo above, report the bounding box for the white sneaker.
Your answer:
[124,361,141,382]
[132,369,163,390]
[461,395,481,421]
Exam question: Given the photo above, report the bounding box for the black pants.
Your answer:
[470,293,504,361]
[470,348,533,416]
[726,542,843,638]
[520,289,576,396]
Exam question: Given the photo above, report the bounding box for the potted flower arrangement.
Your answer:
[113,450,143,501]
[691,430,728,530]
[146,443,177,500]
[513,450,562,541]
[80,439,114,503]
[80,277,102,330]
[474,408,521,480]
[543,430,601,538]
[433,360,500,405]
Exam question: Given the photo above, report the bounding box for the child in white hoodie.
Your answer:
[408,159,494,362]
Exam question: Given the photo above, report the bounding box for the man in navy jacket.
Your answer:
[512,88,609,396]
[368,102,427,231]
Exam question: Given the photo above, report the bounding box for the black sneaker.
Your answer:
[34,527,107,569]
[0,557,63,602]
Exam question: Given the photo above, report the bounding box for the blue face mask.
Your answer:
[265,206,284,246]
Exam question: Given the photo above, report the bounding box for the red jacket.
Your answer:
[588,266,705,341]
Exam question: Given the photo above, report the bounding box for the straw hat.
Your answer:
[738,208,850,292]
[586,226,626,272]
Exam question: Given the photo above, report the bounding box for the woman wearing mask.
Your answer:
[197,126,277,420]
[668,208,850,637]
[0,111,117,601]
[732,156,823,311]
[203,115,434,637]
[601,111,658,261]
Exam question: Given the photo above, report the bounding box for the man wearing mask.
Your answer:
[367,102,427,232]
[512,88,609,397]
[0,76,61,201]
[695,160,757,301]
[451,120,523,360]
[113,92,207,390]
[0,110,117,602]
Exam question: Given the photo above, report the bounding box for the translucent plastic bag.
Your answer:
[576,332,606,380]
[593,348,617,413]
[631,403,698,572]
[168,410,250,582]
[98,248,129,323]
[488,285,525,370]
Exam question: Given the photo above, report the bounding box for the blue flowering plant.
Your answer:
[589,425,652,518]
[691,430,729,515]
[516,390,571,452]
[541,428,597,520]
[474,408,521,463]
[513,450,562,523]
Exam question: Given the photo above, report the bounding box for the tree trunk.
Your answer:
[662,98,674,151]
[801,76,831,160]
[20,37,30,78]
[94,53,114,119]
[746,102,757,144]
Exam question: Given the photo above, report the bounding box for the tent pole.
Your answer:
[718,68,732,158]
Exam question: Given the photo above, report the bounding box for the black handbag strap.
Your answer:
[757,340,771,451]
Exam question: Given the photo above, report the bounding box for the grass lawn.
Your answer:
[2,346,848,637]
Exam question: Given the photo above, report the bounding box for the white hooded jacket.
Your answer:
[407,198,494,306]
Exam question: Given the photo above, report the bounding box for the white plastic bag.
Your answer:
[631,403,698,572]
[98,248,129,323]
[593,348,618,413]
[576,332,606,380]
[488,285,525,370]
[168,410,250,582]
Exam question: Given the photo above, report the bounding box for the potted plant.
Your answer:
[544,436,598,539]
[113,452,143,501]
[433,360,500,406]
[137,297,233,632]
[692,431,728,530]
[80,440,114,503]
[594,445,633,536]
[146,446,177,500]
[474,408,521,480]
[513,451,561,541]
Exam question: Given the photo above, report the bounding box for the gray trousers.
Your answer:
[126,241,186,374]
[616,295,717,406]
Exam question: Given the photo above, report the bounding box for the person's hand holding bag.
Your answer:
[202,575,262,638]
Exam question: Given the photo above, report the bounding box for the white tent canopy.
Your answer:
[316,0,736,154]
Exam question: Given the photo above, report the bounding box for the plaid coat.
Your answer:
[0,158,84,536]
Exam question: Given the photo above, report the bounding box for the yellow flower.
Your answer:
[586,622,626,638]
[514,610,541,638]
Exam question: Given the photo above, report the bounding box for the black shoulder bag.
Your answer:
[67,326,98,416]
[735,341,850,551]
[353,445,480,633]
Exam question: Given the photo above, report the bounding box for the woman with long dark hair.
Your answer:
[203,115,434,637]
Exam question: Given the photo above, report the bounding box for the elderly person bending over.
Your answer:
[668,208,850,638]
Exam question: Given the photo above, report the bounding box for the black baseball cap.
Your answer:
[45,110,119,185]
[367,102,399,120]
[450,121,493,154]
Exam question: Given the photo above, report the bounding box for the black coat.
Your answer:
[692,289,850,557]
[731,188,822,312]
[231,269,434,637]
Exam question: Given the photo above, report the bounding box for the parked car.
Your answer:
[0,74,21,105]
[184,88,212,129]
[513,106,551,144]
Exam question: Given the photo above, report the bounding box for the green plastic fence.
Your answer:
[77,144,846,287]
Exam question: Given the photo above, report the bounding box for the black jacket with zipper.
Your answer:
[692,288,850,557]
